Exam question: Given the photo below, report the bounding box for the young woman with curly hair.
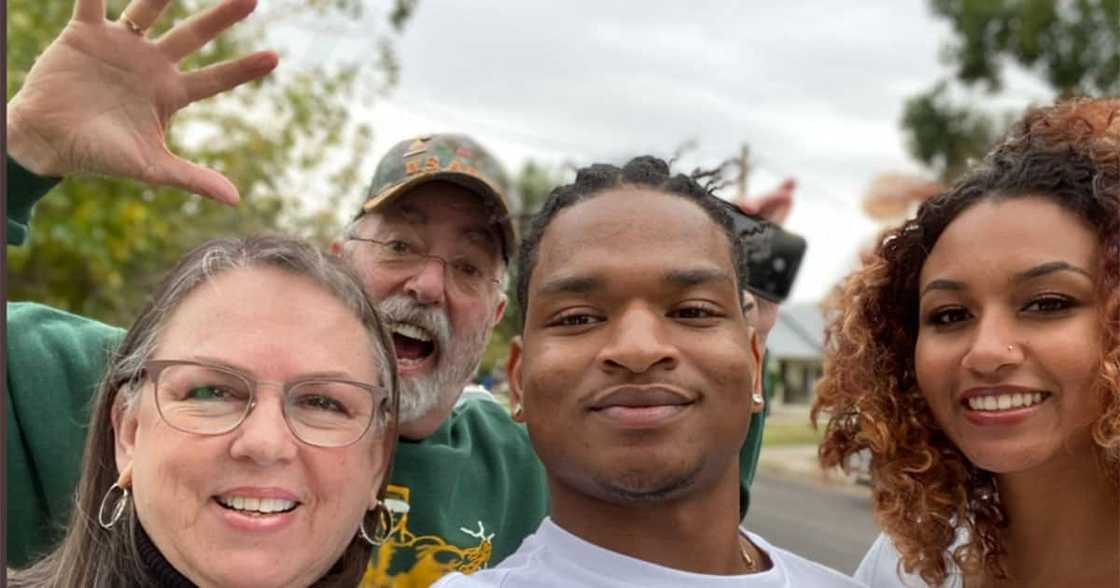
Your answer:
[813,97,1119,588]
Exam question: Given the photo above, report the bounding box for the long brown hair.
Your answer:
[10,235,399,587]
[813,97,1120,585]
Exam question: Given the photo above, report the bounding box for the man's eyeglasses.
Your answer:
[144,360,389,448]
[347,236,501,296]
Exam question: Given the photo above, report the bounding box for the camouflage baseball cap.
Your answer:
[359,134,516,264]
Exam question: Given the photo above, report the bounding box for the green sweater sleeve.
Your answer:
[6,155,62,246]
[6,303,124,567]
[5,157,122,567]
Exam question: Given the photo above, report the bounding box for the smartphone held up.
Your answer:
[715,198,807,304]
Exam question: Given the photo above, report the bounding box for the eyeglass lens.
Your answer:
[153,363,378,447]
[364,240,498,294]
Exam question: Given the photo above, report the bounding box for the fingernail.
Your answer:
[257,52,279,69]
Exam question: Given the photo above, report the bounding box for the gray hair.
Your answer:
[10,235,398,588]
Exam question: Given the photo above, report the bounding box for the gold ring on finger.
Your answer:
[119,14,147,36]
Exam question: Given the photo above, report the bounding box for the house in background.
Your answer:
[764,301,826,405]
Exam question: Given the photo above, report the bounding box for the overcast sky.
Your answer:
[281,1,1054,303]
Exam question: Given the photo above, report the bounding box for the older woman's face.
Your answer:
[114,266,388,588]
[916,196,1104,475]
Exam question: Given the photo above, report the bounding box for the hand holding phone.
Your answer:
[715,198,807,303]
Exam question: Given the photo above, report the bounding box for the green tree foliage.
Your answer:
[902,82,1001,181]
[903,0,1119,180]
[7,0,417,325]
[511,159,563,238]
[478,160,568,378]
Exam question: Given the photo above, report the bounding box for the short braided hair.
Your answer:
[514,155,749,326]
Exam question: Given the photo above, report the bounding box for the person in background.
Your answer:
[435,156,864,587]
[814,97,1119,587]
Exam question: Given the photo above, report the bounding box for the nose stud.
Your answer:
[1007,344,1015,352]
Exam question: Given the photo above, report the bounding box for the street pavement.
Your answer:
[742,402,884,575]
[745,471,881,575]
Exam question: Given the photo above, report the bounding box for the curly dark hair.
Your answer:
[812,97,1120,586]
[514,155,750,326]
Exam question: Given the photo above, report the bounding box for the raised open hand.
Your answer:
[7,0,278,204]
[735,177,795,226]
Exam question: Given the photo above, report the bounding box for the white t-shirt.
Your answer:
[854,533,963,588]
[433,517,866,588]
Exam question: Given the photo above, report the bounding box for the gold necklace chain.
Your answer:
[739,535,758,572]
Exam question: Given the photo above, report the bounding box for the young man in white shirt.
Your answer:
[435,157,864,587]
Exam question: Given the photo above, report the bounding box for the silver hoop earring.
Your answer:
[359,502,394,546]
[98,483,131,529]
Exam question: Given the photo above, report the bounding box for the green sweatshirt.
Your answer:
[6,158,124,567]
[5,157,766,585]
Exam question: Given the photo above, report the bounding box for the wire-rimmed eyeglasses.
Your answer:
[346,236,501,296]
[144,359,389,448]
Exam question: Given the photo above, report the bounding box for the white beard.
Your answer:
[377,294,493,424]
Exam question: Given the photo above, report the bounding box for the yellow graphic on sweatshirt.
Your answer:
[360,484,495,587]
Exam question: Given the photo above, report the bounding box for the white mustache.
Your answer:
[376,294,453,352]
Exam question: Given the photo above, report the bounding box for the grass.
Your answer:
[761,421,824,447]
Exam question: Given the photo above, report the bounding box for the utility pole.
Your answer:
[735,144,750,201]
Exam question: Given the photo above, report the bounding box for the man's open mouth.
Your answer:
[389,322,437,367]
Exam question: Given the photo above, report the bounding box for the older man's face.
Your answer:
[343,181,506,427]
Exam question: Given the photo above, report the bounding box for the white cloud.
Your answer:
[280,1,1055,303]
